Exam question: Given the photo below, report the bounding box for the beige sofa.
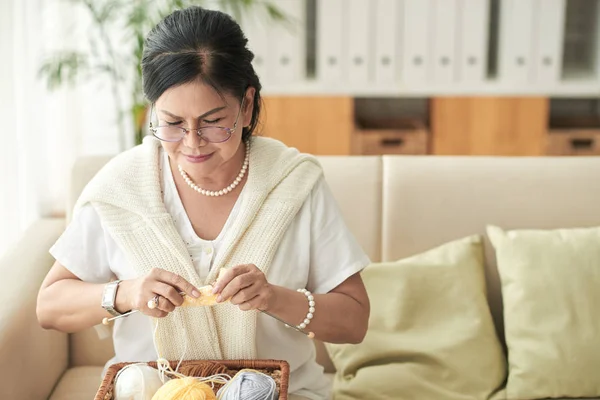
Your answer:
[2,153,600,399]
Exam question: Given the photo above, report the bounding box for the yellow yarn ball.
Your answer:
[151,377,216,400]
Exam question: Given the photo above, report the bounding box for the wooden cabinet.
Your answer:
[261,96,561,157]
[260,96,353,155]
[431,97,549,156]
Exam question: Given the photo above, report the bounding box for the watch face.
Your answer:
[102,282,122,317]
[102,282,118,307]
[102,291,112,305]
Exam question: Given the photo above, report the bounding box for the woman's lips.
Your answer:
[184,153,213,163]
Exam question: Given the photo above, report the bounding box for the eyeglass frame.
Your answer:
[149,96,245,143]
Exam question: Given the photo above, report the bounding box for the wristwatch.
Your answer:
[101,280,123,317]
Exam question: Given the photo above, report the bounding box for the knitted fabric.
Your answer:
[75,136,323,360]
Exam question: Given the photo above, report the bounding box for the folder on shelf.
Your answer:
[242,11,270,84]
[533,0,566,84]
[498,0,536,83]
[346,0,372,83]
[373,0,400,85]
[269,0,306,84]
[456,0,490,82]
[317,0,345,83]
[431,0,458,83]
[401,0,433,84]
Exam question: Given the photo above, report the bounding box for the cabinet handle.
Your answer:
[380,138,404,147]
[570,138,594,150]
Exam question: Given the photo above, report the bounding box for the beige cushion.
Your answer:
[488,225,600,399]
[325,235,506,400]
[382,155,600,347]
[0,218,68,400]
[67,156,114,224]
[49,366,104,400]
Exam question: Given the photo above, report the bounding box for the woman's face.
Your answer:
[154,80,254,179]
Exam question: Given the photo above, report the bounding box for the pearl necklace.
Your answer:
[178,142,250,197]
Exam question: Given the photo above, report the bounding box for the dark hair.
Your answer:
[141,6,262,141]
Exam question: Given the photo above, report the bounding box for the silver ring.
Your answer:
[147,295,160,310]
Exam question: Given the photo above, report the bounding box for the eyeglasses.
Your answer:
[149,97,245,143]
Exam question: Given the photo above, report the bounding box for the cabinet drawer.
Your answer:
[353,129,428,155]
[546,130,600,156]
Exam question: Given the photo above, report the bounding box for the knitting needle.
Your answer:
[102,309,139,325]
[259,309,315,339]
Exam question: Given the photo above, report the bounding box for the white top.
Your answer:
[50,148,370,399]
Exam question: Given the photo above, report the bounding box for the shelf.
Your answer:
[261,80,600,97]
[249,0,600,98]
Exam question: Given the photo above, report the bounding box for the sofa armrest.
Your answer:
[0,218,68,400]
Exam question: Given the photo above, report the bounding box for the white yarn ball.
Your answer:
[114,364,167,400]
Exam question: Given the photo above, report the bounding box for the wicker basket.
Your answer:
[95,359,290,400]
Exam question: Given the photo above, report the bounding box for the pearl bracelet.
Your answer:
[296,288,315,330]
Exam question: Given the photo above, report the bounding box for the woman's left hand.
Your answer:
[212,264,274,311]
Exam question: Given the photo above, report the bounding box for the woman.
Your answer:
[37,6,370,399]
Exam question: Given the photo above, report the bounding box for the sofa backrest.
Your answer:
[375,156,600,344]
[66,153,600,370]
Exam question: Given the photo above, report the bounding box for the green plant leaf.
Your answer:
[38,52,89,90]
[264,2,287,21]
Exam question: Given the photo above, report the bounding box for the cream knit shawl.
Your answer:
[75,136,323,360]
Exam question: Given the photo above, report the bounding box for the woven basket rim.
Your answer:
[95,358,290,400]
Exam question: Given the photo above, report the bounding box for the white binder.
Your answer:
[456,0,490,82]
[347,0,371,83]
[498,0,536,83]
[533,0,566,84]
[431,0,458,83]
[401,0,433,84]
[317,0,345,83]
[270,0,306,84]
[374,0,400,84]
[242,11,269,85]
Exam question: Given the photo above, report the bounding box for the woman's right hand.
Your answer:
[116,268,200,318]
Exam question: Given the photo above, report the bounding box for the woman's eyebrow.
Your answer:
[159,106,227,120]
